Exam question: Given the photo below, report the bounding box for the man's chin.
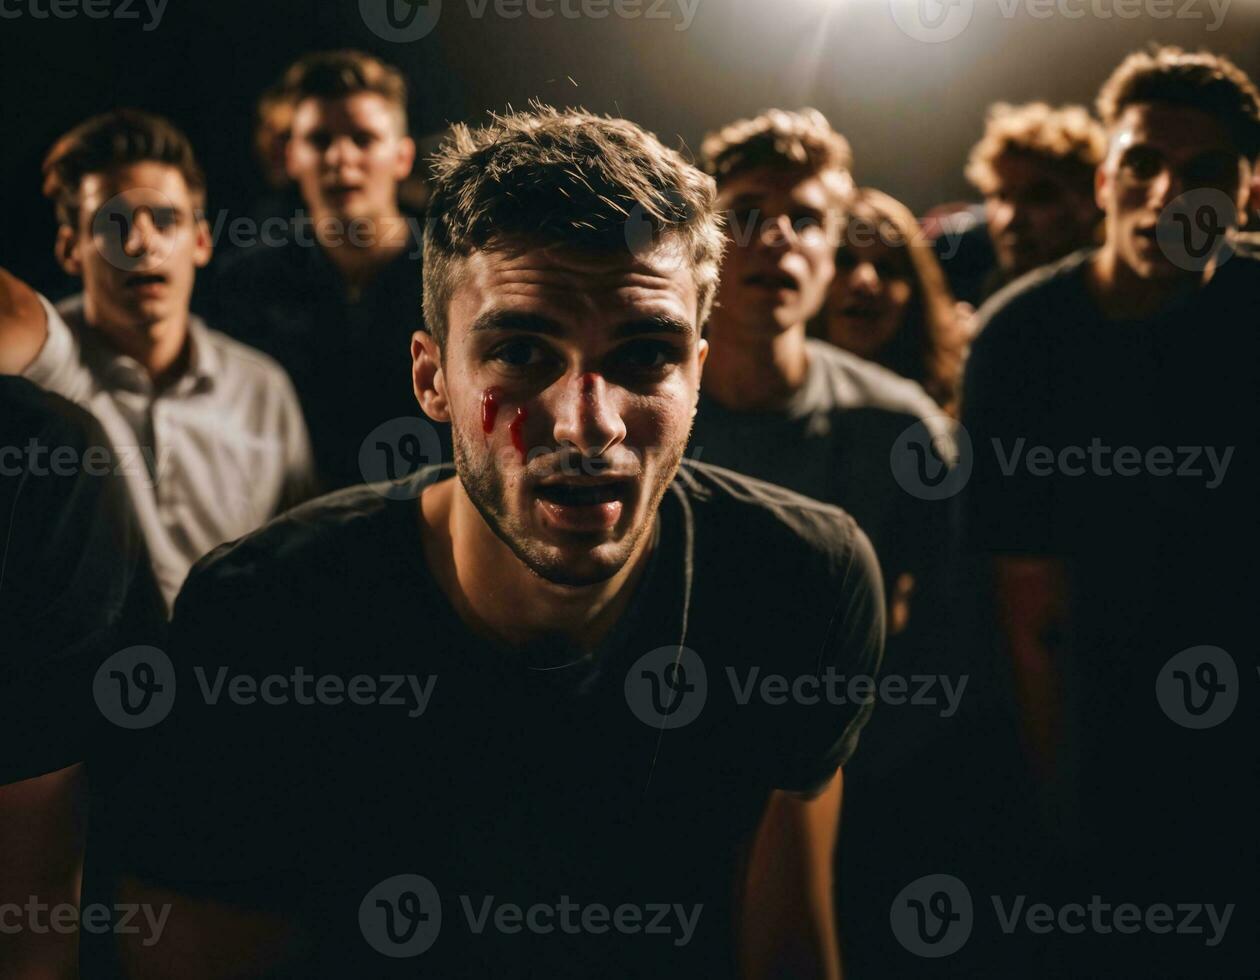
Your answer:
[516,538,633,588]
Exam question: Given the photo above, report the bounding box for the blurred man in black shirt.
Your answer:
[209,50,449,489]
[1,269,166,976]
[963,47,1259,977]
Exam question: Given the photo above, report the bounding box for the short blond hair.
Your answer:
[699,108,852,194]
[966,102,1104,198]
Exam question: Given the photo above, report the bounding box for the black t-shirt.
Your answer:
[0,377,166,783]
[204,222,451,491]
[961,249,1257,905]
[110,461,883,977]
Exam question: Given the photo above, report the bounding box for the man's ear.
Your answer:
[412,329,449,422]
[55,224,83,278]
[394,136,417,182]
[692,337,709,418]
[1094,161,1110,215]
[193,213,213,269]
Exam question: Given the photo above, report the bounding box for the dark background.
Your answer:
[3,0,1258,294]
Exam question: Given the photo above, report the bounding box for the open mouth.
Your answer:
[125,273,168,290]
[533,478,632,533]
[838,302,882,321]
[535,479,629,507]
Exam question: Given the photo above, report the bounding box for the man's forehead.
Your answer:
[292,92,397,132]
[719,167,838,208]
[80,163,194,208]
[1110,103,1238,159]
[451,244,699,330]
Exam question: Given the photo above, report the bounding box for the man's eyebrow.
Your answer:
[614,315,694,340]
[469,311,565,336]
[468,311,694,340]
[727,193,765,210]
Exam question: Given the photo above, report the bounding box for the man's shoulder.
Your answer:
[805,338,940,422]
[674,459,868,572]
[971,249,1092,352]
[199,320,300,397]
[174,481,403,614]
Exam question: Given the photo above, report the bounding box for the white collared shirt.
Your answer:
[25,293,316,609]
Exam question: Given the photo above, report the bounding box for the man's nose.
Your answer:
[759,213,797,251]
[551,372,626,459]
[990,200,1016,236]
[1149,168,1182,209]
[324,135,360,168]
[115,207,163,259]
[852,261,880,292]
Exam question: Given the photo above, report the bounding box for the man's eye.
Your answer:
[793,213,823,230]
[353,134,377,150]
[489,339,551,369]
[613,340,679,373]
[1121,148,1164,182]
[150,207,180,231]
[1183,154,1239,189]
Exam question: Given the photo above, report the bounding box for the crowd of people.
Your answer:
[1,43,1256,979]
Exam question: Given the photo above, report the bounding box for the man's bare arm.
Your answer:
[0,765,86,980]
[738,770,843,980]
[991,555,1070,784]
[114,876,305,980]
[0,267,49,375]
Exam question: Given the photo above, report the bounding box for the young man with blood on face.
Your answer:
[107,107,884,978]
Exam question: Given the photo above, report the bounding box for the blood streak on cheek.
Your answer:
[481,387,502,436]
[509,407,528,460]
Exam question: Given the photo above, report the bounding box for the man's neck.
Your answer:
[1088,246,1212,321]
[315,208,411,299]
[418,477,654,653]
[84,301,190,385]
[701,316,811,412]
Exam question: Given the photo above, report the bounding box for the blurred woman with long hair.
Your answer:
[817,188,970,413]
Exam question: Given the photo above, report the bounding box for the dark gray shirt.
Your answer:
[690,338,951,584]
